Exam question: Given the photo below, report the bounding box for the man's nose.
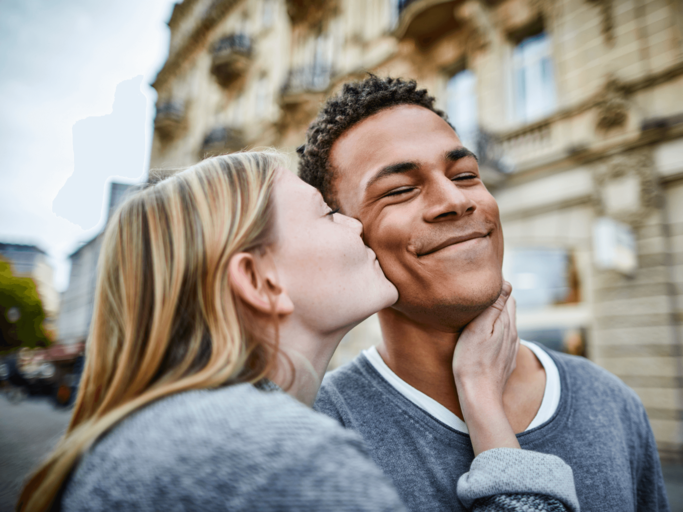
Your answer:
[422,175,476,222]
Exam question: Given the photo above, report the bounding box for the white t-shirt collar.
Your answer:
[362,340,561,434]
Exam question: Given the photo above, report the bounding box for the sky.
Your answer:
[0,0,177,292]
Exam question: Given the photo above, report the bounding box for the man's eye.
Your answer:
[385,187,413,197]
[452,174,477,182]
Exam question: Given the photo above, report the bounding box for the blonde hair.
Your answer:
[18,151,283,511]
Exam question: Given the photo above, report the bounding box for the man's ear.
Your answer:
[228,252,294,315]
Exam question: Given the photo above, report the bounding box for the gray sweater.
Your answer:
[315,344,670,512]
[61,382,578,511]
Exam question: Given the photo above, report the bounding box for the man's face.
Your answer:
[329,105,504,330]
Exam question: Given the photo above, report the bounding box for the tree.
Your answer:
[0,259,51,354]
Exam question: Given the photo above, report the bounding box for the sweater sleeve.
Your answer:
[457,448,580,512]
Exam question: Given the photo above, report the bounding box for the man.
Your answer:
[298,76,669,511]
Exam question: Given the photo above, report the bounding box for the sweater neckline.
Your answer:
[354,343,572,445]
[361,341,560,434]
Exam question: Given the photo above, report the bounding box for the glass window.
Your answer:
[388,0,400,30]
[255,77,269,118]
[312,33,332,90]
[503,247,580,310]
[512,32,556,123]
[262,0,275,28]
[446,69,478,150]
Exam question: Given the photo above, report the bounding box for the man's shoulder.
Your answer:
[322,353,372,389]
[541,345,645,415]
[315,353,383,423]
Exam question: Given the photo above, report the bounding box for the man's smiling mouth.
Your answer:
[416,231,491,257]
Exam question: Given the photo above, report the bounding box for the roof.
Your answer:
[0,242,47,256]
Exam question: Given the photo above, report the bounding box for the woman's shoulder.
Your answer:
[78,383,356,463]
[62,384,375,511]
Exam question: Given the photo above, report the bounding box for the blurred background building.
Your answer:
[58,182,134,347]
[0,243,59,337]
[144,0,683,459]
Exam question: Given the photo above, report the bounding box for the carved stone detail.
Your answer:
[593,149,659,225]
[596,79,630,131]
[455,1,495,53]
[586,0,614,43]
[286,0,339,29]
[528,0,558,23]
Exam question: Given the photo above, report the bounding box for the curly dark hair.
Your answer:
[297,75,453,208]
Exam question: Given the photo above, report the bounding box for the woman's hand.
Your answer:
[452,281,521,456]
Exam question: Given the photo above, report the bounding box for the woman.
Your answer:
[18,151,578,511]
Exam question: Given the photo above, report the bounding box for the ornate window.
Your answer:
[512,32,556,123]
[503,247,580,310]
[446,69,478,151]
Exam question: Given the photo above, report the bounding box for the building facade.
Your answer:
[58,182,134,345]
[150,0,683,459]
[0,243,59,335]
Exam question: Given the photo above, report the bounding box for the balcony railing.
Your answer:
[154,100,185,139]
[211,34,252,87]
[498,121,554,168]
[201,126,245,157]
[281,64,333,96]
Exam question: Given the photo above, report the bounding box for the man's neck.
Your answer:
[376,307,546,433]
[376,307,465,418]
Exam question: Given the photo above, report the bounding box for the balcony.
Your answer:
[210,34,252,88]
[200,126,245,157]
[470,129,511,187]
[497,120,555,171]
[154,100,186,140]
[281,64,333,98]
[394,0,460,45]
[286,0,339,28]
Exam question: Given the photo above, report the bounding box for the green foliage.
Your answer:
[0,258,51,354]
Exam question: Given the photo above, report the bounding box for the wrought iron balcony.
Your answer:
[210,34,252,87]
[154,100,186,140]
[200,126,245,157]
[281,64,333,97]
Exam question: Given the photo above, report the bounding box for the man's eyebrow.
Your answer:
[446,147,478,162]
[365,161,419,190]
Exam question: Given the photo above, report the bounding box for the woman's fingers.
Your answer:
[464,281,512,336]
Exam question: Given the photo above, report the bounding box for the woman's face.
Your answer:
[270,168,398,334]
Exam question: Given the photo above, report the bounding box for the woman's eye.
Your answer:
[326,208,340,217]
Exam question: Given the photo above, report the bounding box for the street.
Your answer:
[0,393,681,511]
[0,395,71,512]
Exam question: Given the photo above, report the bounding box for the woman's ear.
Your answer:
[228,252,294,315]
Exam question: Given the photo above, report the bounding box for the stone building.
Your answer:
[58,182,134,345]
[0,243,59,336]
[150,0,683,459]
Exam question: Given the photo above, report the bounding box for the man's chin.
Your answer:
[389,281,504,332]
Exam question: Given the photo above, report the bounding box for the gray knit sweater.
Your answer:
[60,383,579,511]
